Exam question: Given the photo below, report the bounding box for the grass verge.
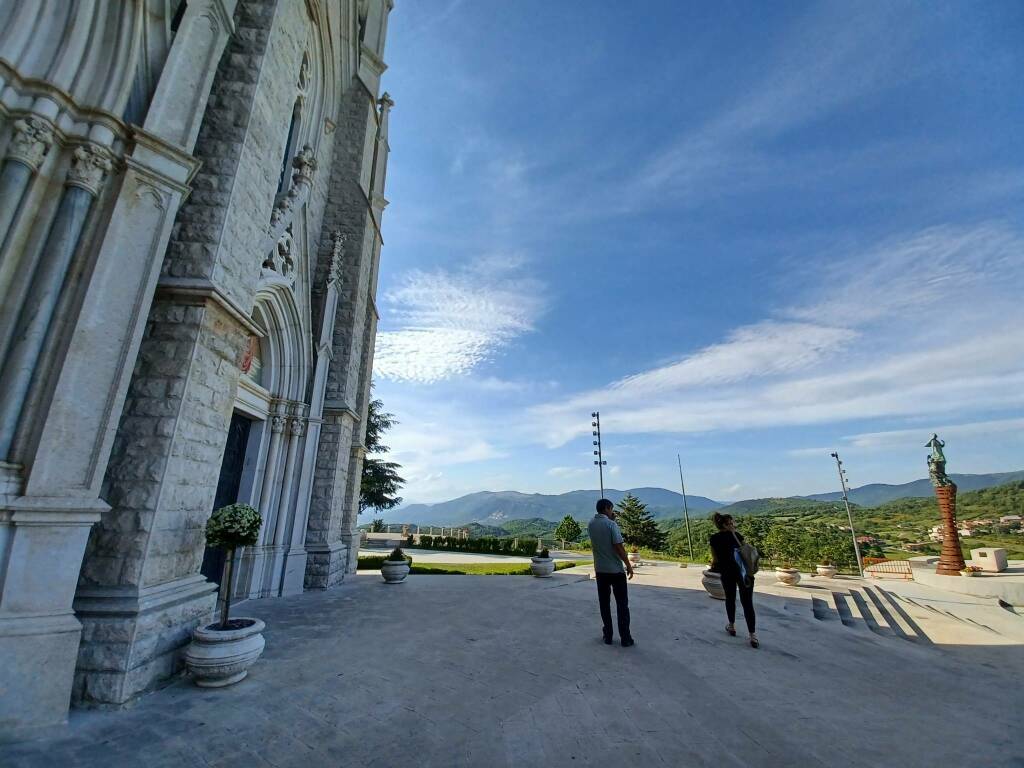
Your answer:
[357,556,579,575]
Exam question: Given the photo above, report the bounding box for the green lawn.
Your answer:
[357,556,579,575]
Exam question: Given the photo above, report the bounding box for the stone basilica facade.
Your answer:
[0,0,393,734]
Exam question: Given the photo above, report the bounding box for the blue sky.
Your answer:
[373,1,1024,504]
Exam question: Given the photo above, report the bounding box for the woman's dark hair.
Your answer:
[712,512,734,531]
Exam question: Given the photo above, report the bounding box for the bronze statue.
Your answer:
[926,433,951,487]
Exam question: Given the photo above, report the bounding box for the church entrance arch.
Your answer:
[205,280,312,601]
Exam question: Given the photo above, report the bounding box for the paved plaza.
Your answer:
[5,567,1024,767]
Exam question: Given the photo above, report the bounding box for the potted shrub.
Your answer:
[701,568,726,600]
[960,565,982,577]
[774,564,801,586]
[381,547,411,583]
[628,547,641,566]
[816,560,838,578]
[531,547,555,578]
[184,503,265,688]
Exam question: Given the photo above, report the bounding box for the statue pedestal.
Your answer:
[934,483,967,575]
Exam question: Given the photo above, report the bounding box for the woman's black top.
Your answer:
[709,530,744,577]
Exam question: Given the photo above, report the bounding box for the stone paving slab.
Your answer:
[4,571,1023,767]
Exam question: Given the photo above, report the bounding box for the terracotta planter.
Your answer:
[381,559,410,583]
[184,618,266,688]
[775,567,801,586]
[530,556,555,578]
[701,569,726,600]
[816,564,838,578]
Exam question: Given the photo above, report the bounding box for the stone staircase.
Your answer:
[804,583,930,644]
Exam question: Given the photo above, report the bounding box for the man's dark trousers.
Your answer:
[595,572,630,640]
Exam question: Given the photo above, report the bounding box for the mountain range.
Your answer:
[379,471,1024,528]
[380,487,721,527]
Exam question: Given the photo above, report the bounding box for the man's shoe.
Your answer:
[603,634,613,645]
[620,637,635,647]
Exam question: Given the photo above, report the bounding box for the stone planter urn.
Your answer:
[530,556,555,578]
[701,569,726,600]
[775,567,801,586]
[816,564,838,578]
[185,617,266,688]
[381,558,410,583]
[628,551,641,565]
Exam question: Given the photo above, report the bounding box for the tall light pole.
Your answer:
[831,451,863,576]
[591,411,607,497]
[677,454,694,562]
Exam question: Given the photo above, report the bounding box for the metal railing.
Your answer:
[862,558,914,580]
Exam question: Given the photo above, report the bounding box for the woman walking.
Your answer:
[710,512,758,648]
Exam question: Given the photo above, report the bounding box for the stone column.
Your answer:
[0,143,112,460]
[0,115,54,270]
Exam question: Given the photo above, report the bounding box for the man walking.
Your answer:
[588,498,634,646]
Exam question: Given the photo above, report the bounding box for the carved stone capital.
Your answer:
[290,418,306,437]
[66,144,113,196]
[7,116,55,171]
[271,416,287,434]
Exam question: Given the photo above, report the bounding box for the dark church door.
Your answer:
[200,412,253,589]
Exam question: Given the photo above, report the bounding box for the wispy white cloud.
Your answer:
[547,466,588,479]
[842,418,1024,450]
[374,257,545,383]
[529,223,1024,446]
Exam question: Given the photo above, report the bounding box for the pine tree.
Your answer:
[615,493,667,551]
[360,388,405,513]
[553,515,582,543]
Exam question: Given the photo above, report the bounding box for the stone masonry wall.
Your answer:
[87,298,247,589]
[160,0,312,311]
[303,79,380,587]
[75,0,349,703]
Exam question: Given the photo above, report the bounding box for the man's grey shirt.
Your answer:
[588,513,625,574]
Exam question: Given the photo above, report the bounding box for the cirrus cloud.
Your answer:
[374,257,545,383]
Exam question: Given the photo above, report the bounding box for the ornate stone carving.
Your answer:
[290,418,306,437]
[328,230,345,285]
[378,92,394,115]
[66,144,113,196]
[271,416,287,433]
[7,116,55,171]
[292,144,316,185]
[268,145,317,237]
[262,225,296,285]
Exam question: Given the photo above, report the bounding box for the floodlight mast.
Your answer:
[831,451,864,576]
[591,411,607,497]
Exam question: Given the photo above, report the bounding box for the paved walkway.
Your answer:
[5,570,1023,767]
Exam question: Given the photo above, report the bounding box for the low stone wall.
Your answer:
[910,557,1024,605]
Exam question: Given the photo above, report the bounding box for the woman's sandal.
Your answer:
[726,625,736,637]
[749,634,759,649]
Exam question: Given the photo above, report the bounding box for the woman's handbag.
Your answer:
[732,532,760,579]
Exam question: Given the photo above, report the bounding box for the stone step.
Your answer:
[831,591,867,630]
[811,589,840,621]
[847,586,895,637]
[895,594,1001,636]
[866,585,929,644]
